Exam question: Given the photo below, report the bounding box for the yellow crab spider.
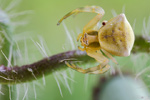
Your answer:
[57,6,135,74]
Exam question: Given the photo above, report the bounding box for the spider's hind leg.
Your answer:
[101,49,118,64]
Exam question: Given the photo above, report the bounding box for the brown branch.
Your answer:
[0,50,93,84]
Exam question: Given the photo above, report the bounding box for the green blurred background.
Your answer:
[1,0,150,100]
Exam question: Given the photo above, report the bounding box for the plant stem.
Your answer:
[0,12,14,100]
[0,50,92,84]
[132,35,150,53]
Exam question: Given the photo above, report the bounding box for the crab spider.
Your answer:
[57,6,135,74]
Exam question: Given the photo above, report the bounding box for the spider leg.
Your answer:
[77,33,87,51]
[88,64,110,74]
[65,61,88,73]
[101,49,118,64]
[65,48,110,74]
[65,61,110,74]
[78,46,86,51]
[83,13,104,32]
[77,33,83,41]
[57,6,105,26]
[85,48,110,74]
[86,48,108,64]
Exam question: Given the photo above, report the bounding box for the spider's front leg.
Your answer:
[57,6,105,52]
[65,61,110,74]
[57,6,105,26]
[65,48,110,74]
[88,64,110,74]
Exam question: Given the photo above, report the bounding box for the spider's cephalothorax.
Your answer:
[57,6,134,74]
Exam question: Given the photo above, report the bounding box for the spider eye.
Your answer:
[102,21,106,26]
[102,21,107,26]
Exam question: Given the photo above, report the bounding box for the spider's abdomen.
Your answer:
[98,14,134,56]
